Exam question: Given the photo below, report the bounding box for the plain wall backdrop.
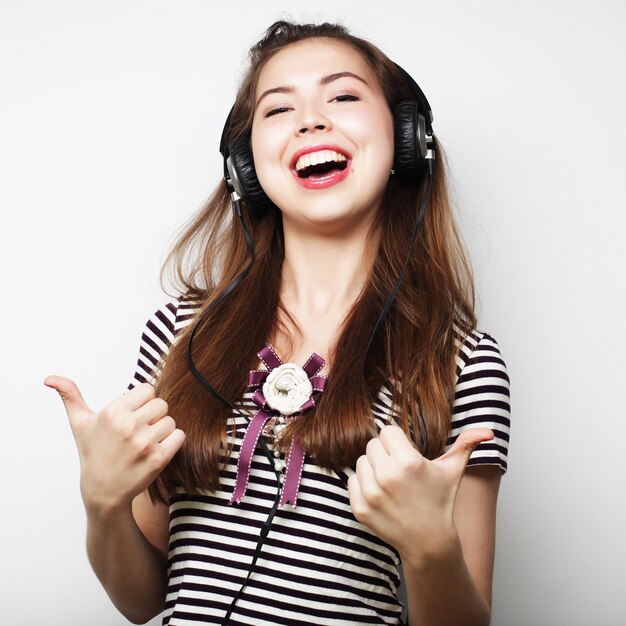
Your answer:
[1,0,624,624]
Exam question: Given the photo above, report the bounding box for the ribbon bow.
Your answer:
[228,345,326,508]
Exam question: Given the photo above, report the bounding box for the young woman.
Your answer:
[45,20,510,626]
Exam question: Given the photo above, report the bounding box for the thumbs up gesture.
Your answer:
[44,376,186,515]
[348,425,493,563]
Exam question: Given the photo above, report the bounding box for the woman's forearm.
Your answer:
[403,535,491,626]
[85,504,168,624]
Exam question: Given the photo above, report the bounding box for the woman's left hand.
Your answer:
[347,425,494,565]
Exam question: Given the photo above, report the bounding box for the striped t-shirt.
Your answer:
[128,296,511,625]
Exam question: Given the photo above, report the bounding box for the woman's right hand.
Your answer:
[44,376,186,516]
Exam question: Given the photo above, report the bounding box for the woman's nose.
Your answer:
[299,122,326,134]
[295,108,332,135]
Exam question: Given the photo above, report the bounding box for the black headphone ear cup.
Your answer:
[393,100,426,183]
[229,138,273,214]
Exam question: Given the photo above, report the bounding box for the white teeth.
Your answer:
[295,150,347,172]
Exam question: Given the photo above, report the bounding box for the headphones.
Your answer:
[218,62,436,214]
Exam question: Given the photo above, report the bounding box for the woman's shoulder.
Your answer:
[453,326,508,381]
[171,291,204,333]
[126,291,204,390]
[146,291,204,334]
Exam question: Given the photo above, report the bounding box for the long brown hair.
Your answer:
[149,21,476,503]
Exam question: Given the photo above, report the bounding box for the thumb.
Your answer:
[436,427,494,476]
[43,375,95,435]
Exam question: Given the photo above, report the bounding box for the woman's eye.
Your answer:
[265,107,291,118]
[333,94,359,103]
[264,95,358,118]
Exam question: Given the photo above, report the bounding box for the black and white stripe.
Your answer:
[127,296,511,625]
[449,330,511,470]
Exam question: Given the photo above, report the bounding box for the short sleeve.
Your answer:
[126,299,179,391]
[446,331,511,472]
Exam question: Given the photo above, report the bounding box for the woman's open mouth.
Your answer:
[290,146,352,190]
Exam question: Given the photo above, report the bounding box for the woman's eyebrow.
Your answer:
[255,71,368,110]
[320,71,368,86]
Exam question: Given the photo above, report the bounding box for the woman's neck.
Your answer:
[274,217,379,362]
[282,222,375,308]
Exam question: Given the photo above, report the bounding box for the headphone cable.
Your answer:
[185,198,283,625]
[186,198,254,412]
[185,163,433,623]
[364,159,433,357]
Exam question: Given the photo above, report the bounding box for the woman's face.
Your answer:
[250,38,395,234]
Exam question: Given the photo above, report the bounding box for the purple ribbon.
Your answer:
[228,345,326,508]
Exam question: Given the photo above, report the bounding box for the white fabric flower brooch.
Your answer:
[228,345,327,508]
[262,363,314,416]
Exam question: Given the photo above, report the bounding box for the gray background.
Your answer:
[1,0,624,624]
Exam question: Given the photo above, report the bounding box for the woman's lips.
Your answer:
[291,160,352,189]
[289,143,352,190]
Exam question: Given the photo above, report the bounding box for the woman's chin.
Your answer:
[280,205,379,239]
